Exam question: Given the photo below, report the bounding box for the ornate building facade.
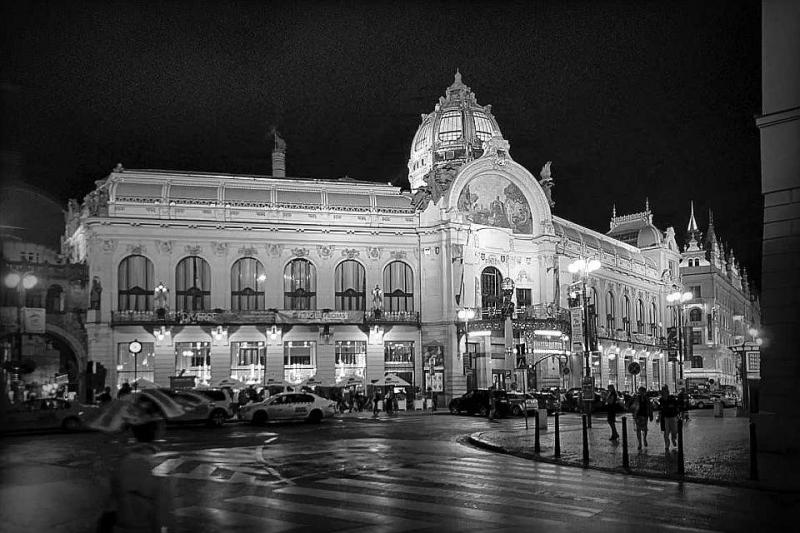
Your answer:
[62,73,718,402]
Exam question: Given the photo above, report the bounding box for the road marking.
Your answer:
[151,446,291,486]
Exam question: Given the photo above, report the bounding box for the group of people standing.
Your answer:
[605,384,685,453]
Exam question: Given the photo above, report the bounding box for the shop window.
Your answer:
[383,261,414,312]
[231,258,265,311]
[335,260,366,311]
[384,341,414,363]
[608,353,618,387]
[116,341,155,389]
[175,256,210,312]
[284,341,316,383]
[335,341,366,382]
[230,341,265,384]
[284,259,316,310]
[175,341,211,386]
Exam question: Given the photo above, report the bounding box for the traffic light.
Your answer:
[516,343,527,368]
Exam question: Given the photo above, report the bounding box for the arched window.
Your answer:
[636,299,645,333]
[383,261,414,312]
[335,260,366,311]
[650,302,658,336]
[689,307,702,322]
[45,284,64,313]
[176,256,211,312]
[691,355,704,368]
[231,258,265,311]
[588,287,598,323]
[118,255,154,311]
[622,296,631,334]
[606,291,615,330]
[284,259,316,310]
[481,267,503,314]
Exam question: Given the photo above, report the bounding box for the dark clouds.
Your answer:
[1,0,762,285]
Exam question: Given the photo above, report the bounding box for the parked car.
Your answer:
[507,392,537,416]
[193,388,237,418]
[153,389,232,427]
[688,393,714,409]
[710,393,738,408]
[239,392,336,424]
[2,398,95,432]
[448,389,511,417]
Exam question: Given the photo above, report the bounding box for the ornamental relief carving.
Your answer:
[291,247,309,258]
[185,245,202,255]
[212,242,228,256]
[103,240,118,253]
[317,245,334,260]
[265,244,283,257]
[366,247,381,261]
[390,250,408,260]
[341,248,360,259]
[238,246,258,257]
[156,240,173,254]
[126,243,143,255]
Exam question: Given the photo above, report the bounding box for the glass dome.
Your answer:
[408,71,502,192]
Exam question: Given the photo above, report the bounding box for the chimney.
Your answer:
[271,130,286,177]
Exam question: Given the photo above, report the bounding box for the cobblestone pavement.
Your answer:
[469,408,757,486]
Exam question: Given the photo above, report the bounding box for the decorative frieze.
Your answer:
[185,245,202,255]
[317,245,334,260]
[126,243,144,255]
[266,244,283,257]
[155,240,173,254]
[341,248,360,259]
[366,247,381,261]
[238,246,258,257]
[212,242,228,256]
[291,247,309,258]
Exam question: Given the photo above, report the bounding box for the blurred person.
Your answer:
[632,386,653,450]
[658,385,680,452]
[605,385,620,441]
[98,386,113,405]
[117,382,132,399]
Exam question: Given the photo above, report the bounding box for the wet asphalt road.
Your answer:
[0,413,795,532]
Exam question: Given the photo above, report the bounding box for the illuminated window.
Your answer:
[231,257,265,311]
[174,341,211,385]
[284,259,316,310]
[438,110,462,142]
[335,260,366,311]
[383,261,414,312]
[472,111,495,141]
[118,255,154,311]
[284,341,316,367]
[116,342,155,388]
[175,256,210,312]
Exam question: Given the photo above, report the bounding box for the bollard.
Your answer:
[585,401,592,428]
[677,417,685,477]
[524,404,529,431]
[750,422,758,481]
[534,406,541,454]
[582,414,589,465]
[554,412,561,458]
[621,416,629,469]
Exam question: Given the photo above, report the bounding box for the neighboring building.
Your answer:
[62,73,709,402]
[0,238,89,404]
[679,203,761,393]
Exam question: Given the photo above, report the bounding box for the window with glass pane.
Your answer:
[383,261,413,312]
[472,111,495,141]
[691,330,703,345]
[652,360,660,388]
[118,255,154,311]
[335,341,366,382]
[516,288,532,309]
[639,357,647,386]
[46,285,63,313]
[284,341,315,366]
[414,122,432,151]
[284,259,316,310]
[650,302,658,335]
[591,351,602,383]
[175,256,210,311]
[691,355,704,368]
[335,260,366,311]
[622,296,631,334]
[230,341,266,384]
[623,355,634,390]
[231,258,265,311]
[689,308,702,322]
[637,300,644,332]
[438,110,462,142]
[116,342,155,388]
[606,292,615,330]
[608,355,618,386]
[481,267,503,313]
[384,341,414,363]
[175,342,211,386]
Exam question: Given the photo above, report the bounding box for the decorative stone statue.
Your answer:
[89,277,102,311]
[372,285,383,311]
[539,161,555,207]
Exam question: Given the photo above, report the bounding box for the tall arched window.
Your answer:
[118,255,154,311]
[45,284,64,313]
[622,296,631,334]
[689,307,702,322]
[383,261,414,312]
[605,291,616,330]
[636,299,645,333]
[176,256,211,311]
[335,260,366,311]
[284,259,316,310]
[481,267,503,314]
[231,258,265,311]
[650,302,658,336]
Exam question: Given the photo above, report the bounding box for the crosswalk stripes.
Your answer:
[168,449,725,532]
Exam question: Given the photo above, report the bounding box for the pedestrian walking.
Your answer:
[117,382,132,400]
[605,384,620,441]
[373,390,381,416]
[97,386,112,405]
[488,388,497,421]
[658,385,680,452]
[631,386,653,450]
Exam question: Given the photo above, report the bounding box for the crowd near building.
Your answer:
[3,73,759,406]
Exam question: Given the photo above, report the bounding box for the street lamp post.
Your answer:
[3,271,38,402]
[501,277,515,391]
[568,258,600,424]
[128,339,142,392]
[667,289,693,389]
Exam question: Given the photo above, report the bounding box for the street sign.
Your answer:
[581,376,594,400]
[627,361,641,375]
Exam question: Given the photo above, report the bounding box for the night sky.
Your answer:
[1,1,762,286]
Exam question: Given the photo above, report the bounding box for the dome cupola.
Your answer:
[408,71,502,192]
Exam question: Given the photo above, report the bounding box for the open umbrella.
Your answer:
[299,376,333,388]
[336,376,364,387]
[210,377,247,389]
[131,377,159,390]
[264,377,296,390]
[85,390,186,433]
[371,374,411,387]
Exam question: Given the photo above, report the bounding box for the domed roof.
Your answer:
[408,71,502,192]
[607,204,664,249]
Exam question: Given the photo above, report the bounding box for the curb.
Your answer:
[466,432,800,494]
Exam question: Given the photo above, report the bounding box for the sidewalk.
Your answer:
[469,408,762,488]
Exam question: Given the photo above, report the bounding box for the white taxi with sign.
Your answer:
[239,392,336,424]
